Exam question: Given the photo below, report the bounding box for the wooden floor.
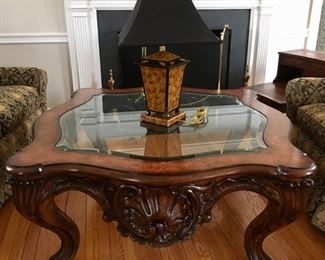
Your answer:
[0,190,324,260]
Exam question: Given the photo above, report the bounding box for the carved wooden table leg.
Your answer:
[244,177,313,260]
[9,177,80,260]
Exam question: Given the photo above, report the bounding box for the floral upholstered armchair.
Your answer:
[286,77,325,231]
[0,67,47,208]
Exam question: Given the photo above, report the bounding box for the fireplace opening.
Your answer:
[97,10,250,89]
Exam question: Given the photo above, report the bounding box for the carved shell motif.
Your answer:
[114,185,195,246]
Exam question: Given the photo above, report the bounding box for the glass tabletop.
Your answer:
[57,92,267,160]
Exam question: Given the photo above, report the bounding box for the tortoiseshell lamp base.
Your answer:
[139,51,189,128]
[141,111,186,127]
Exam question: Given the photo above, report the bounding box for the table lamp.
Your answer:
[119,0,221,127]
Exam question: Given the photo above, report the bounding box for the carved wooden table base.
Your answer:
[8,171,313,260]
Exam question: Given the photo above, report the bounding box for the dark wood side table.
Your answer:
[250,49,325,112]
[6,88,316,260]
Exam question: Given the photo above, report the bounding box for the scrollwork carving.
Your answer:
[7,170,314,259]
[276,165,315,188]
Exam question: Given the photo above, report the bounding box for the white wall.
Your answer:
[0,44,72,108]
[264,0,322,82]
[0,0,66,33]
[0,0,72,108]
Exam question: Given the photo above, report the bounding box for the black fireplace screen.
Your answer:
[97,10,250,89]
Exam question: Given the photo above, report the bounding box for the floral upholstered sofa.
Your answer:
[286,77,325,231]
[0,67,47,208]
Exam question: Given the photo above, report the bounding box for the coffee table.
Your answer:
[6,87,316,260]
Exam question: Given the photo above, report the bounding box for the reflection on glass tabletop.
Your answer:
[57,92,267,160]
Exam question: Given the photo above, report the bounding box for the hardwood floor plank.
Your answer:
[263,231,302,260]
[278,221,325,260]
[1,190,325,260]
[159,247,172,260]
[198,225,239,260]
[85,195,99,260]
[34,227,55,259]
[121,235,138,260]
[20,222,41,260]
[222,231,247,260]
[181,239,203,260]
[0,203,23,259]
[107,222,124,260]
[211,198,244,233]
[165,243,188,260]
[190,234,212,259]
[223,191,265,228]
[7,216,30,260]
[90,201,112,260]
[296,215,325,256]
[134,243,162,260]
[0,201,14,246]
[206,197,248,259]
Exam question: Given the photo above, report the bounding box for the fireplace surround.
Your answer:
[97,9,251,89]
[64,0,273,91]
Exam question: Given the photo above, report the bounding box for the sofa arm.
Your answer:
[286,77,325,121]
[0,67,47,101]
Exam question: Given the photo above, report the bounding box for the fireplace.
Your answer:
[97,10,250,89]
[64,0,274,91]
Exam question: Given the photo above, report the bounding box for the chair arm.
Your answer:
[0,67,47,101]
[285,77,325,121]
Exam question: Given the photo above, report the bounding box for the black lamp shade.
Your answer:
[118,0,221,46]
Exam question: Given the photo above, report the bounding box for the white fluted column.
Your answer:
[65,1,102,91]
[250,4,273,85]
[73,10,93,88]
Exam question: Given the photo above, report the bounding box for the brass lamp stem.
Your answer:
[140,46,148,95]
[217,24,230,93]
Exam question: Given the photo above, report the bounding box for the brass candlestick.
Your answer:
[108,69,115,89]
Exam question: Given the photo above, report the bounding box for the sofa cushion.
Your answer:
[296,103,325,151]
[0,85,41,137]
